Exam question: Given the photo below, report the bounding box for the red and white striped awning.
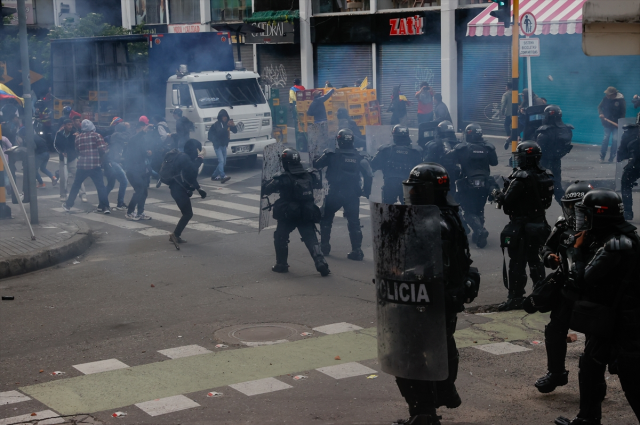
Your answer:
[467,0,587,37]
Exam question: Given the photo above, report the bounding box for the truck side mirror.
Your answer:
[172,89,180,106]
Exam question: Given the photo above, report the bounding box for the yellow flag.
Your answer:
[359,77,368,90]
[0,83,24,107]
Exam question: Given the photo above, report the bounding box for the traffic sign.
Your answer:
[520,12,537,36]
[519,38,540,57]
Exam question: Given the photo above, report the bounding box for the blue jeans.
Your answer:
[105,161,128,206]
[35,151,54,184]
[65,167,109,210]
[417,112,434,124]
[600,126,618,160]
[211,146,228,179]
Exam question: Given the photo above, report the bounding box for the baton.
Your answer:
[604,118,619,128]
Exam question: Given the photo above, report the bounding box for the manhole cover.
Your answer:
[232,325,297,342]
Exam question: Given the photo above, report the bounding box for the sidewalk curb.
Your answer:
[0,220,93,280]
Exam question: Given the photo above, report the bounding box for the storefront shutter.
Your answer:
[461,38,511,135]
[316,44,373,90]
[377,43,441,128]
[233,44,255,72]
[257,44,302,108]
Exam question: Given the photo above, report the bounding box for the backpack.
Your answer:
[159,149,182,185]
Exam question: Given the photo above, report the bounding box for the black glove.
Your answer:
[197,189,207,199]
[464,267,481,303]
[187,190,193,198]
[503,138,511,150]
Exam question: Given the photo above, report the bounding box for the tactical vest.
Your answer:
[537,125,573,159]
[384,145,419,180]
[504,169,554,217]
[326,149,362,190]
[459,142,492,180]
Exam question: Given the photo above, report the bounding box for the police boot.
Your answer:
[320,222,332,256]
[436,352,461,409]
[498,297,524,311]
[272,236,290,273]
[535,371,569,393]
[575,354,606,422]
[307,242,330,277]
[476,228,489,249]
[347,226,364,261]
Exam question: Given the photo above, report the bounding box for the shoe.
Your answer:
[221,176,231,183]
[60,195,67,202]
[211,176,221,181]
[137,213,152,220]
[81,195,88,203]
[498,297,525,311]
[113,203,127,211]
[36,182,46,188]
[476,230,489,249]
[535,370,569,393]
[169,233,181,250]
[436,388,462,409]
[394,414,442,425]
[95,208,110,215]
[173,235,187,243]
[624,210,634,220]
[321,243,331,256]
[599,155,605,162]
[51,177,58,187]
[61,203,71,212]
[156,180,162,188]
[272,264,289,273]
[126,213,140,221]
[315,258,330,277]
[347,249,364,261]
[608,157,614,163]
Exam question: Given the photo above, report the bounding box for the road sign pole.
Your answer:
[526,36,533,107]
[511,0,520,153]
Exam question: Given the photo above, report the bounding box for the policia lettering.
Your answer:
[262,148,330,276]
[492,141,554,312]
[371,125,423,205]
[378,279,432,304]
[313,129,373,261]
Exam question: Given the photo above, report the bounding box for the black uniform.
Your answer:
[565,223,640,423]
[495,142,554,309]
[262,166,329,275]
[448,138,498,247]
[535,109,574,205]
[314,147,373,259]
[396,163,480,424]
[371,143,422,205]
[617,119,640,220]
[423,135,460,182]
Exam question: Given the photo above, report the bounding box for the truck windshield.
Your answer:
[192,79,266,108]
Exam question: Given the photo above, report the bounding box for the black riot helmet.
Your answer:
[336,128,355,149]
[392,125,411,146]
[281,148,305,174]
[403,163,457,207]
[543,105,563,125]
[513,141,542,170]
[465,123,483,143]
[560,180,594,228]
[575,189,625,231]
[436,120,456,139]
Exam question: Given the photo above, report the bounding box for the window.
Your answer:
[211,0,252,22]
[312,0,369,14]
[458,0,491,5]
[377,0,439,10]
[192,79,266,108]
[136,0,168,24]
[169,0,200,23]
[173,84,193,107]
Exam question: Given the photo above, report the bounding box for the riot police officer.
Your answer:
[313,129,373,260]
[371,125,423,204]
[262,148,330,276]
[448,123,498,248]
[555,189,640,425]
[529,181,592,394]
[423,120,460,182]
[535,105,574,205]
[493,141,554,311]
[393,163,480,425]
[617,112,640,220]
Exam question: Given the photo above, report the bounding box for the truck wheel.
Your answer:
[244,155,258,168]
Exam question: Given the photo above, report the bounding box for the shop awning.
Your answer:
[466,0,587,37]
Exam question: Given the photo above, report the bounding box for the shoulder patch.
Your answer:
[537,125,551,132]
[604,235,634,251]
[377,144,392,152]
[485,142,496,151]
[513,170,530,179]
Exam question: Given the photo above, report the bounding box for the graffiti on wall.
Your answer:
[413,67,435,91]
[262,64,288,88]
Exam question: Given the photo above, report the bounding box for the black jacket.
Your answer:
[207,120,237,149]
[123,131,150,174]
[54,128,78,161]
[172,153,202,191]
[598,94,627,129]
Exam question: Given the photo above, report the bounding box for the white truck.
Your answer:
[166,65,276,167]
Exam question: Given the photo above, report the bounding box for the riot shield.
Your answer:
[615,118,637,191]
[371,202,447,381]
[366,125,393,157]
[308,122,332,161]
[417,121,439,150]
[259,141,285,233]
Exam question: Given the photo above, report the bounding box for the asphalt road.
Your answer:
[1,149,639,425]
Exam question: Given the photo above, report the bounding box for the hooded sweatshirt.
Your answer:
[207,109,237,149]
[75,120,108,170]
[107,123,129,163]
[599,93,627,129]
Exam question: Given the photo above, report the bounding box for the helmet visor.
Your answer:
[403,181,436,206]
[574,202,593,231]
[512,152,524,169]
[561,200,577,227]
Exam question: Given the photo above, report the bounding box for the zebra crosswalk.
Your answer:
[51,184,372,237]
